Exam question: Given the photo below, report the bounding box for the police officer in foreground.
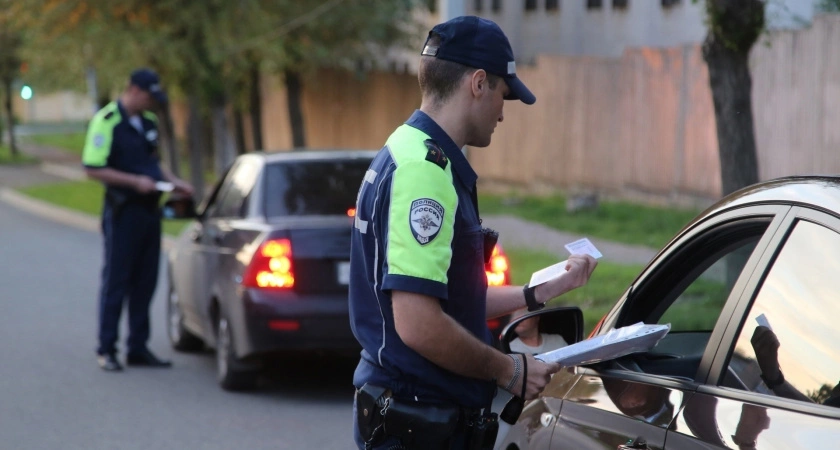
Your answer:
[349,16,597,449]
[82,68,193,372]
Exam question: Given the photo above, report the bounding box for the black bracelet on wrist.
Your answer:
[523,284,544,312]
[761,370,785,389]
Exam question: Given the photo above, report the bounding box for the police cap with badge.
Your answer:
[421,15,536,105]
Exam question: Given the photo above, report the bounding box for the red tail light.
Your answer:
[347,207,356,217]
[485,244,510,286]
[242,238,295,289]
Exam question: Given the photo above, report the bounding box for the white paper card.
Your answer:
[756,313,772,331]
[535,322,670,366]
[564,237,603,259]
[528,260,568,287]
[155,181,174,192]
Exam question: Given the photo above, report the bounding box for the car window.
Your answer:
[658,240,758,332]
[611,218,770,380]
[211,160,259,219]
[263,159,370,217]
[723,219,840,407]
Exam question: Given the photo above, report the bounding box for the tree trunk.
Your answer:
[703,38,759,197]
[285,69,306,150]
[211,98,236,177]
[158,103,180,177]
[702,0,764,197]
[249,63,264,151]
[186,94,206,201]
[3,79,17,157]
[233,108,246,155]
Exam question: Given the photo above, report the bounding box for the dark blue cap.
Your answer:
[422,16,535,105]
[130,68,167,104]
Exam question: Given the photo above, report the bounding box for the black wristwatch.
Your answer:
[761,370,785,389]
[523,284,544,312]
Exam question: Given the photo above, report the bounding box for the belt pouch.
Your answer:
[384,398,460,449]
[105,189,129,217]
[356,383,389,443]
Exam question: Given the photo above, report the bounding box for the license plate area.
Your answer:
[337,261,350,285]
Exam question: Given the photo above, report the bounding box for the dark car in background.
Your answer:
[497,176,840,449]
[166,150,512,391]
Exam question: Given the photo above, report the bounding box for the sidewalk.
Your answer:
[1,143,658,265]
[482,215,657,266]
[0,143,97,232]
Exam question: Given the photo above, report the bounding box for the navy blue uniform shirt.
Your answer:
[349,110,494,409]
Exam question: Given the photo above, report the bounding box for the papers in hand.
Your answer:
[564,237,603,259]
[534,322,670,367]
[756,313,772,330]
[528,238,603,287]
[155,181,175,192]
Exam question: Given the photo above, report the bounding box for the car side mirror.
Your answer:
[499,306,584,353]
[162,196,198,219]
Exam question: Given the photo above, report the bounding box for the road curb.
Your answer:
[0,187,175,249]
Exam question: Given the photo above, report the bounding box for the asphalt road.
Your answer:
[0,201,357,449]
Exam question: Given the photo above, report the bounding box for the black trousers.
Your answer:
[96,203,161,356]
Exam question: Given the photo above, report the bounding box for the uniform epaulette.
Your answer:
[104,111,114,120]
[424,139,448,170]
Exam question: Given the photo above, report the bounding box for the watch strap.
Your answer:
[523,284,544,312]
[761,370,785,389]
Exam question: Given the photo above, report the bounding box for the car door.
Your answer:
[198,159,261,326]
[169,168,231,339]
[543,205,790,450]
[668,207,840,449]
[185,159,257,339]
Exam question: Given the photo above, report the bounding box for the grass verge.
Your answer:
[0,143,39,165]
[18,180,192,237]
[480,194,702,249]
[21,132,87,156]
[505,247,643,334]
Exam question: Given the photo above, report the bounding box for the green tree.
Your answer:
[227,0,422,150]
[0,10,23,157]
[819,0,840,12]
[11,0,422,192]
[702,0,765,197]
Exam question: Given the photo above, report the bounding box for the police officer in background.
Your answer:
[82,68,193,372]
[349,17,597,449]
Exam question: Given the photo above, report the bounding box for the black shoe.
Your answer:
[97,353,123,372]
[126,349,172,368]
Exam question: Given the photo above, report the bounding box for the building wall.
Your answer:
[13,91,93,124]
[473,13,840,204]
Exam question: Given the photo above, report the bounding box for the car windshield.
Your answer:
[263,159,370,217]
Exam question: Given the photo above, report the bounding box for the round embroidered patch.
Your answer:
[410,198,444,245]
[93,134,104,148]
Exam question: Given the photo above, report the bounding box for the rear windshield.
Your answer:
[263,159,371,217]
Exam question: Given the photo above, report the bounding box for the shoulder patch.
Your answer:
[409,198,444,245]
[424,139,448,170]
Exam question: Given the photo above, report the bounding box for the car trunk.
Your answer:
[267,216,354,295]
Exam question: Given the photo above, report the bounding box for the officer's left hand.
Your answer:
[535,254,597,302]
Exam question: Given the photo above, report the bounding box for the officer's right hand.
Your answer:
[507,353,561,400]
[133,175,157,194]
